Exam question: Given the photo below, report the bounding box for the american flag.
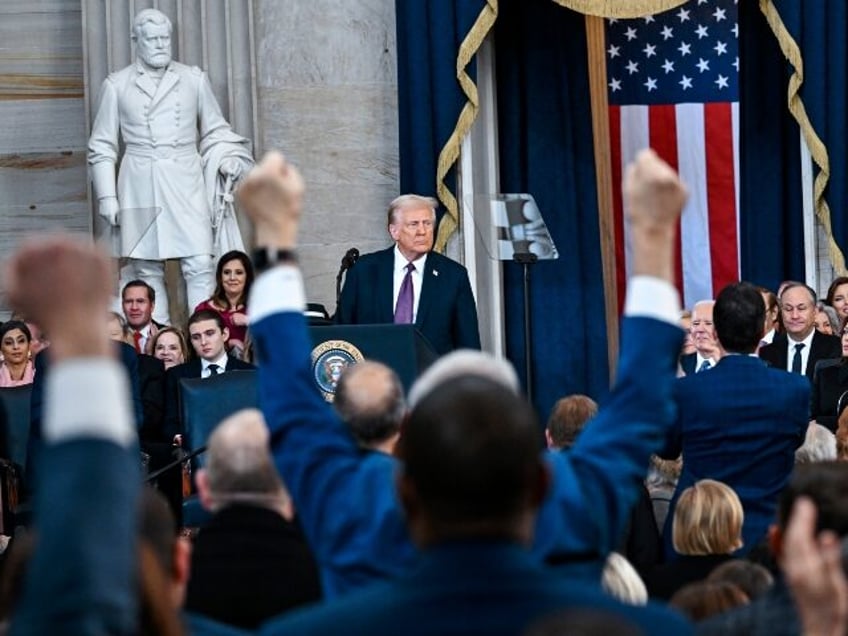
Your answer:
[607,0,739,309]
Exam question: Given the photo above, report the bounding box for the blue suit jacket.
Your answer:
[661,354,809,555]
[251,304,683,598]
[335,246,481,355]
[11,440,141,635]
[258,542,692,636]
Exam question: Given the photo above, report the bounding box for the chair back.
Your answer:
[178,370,258,469]
[0,385,33,470]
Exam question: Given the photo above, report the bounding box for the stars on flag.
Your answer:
[605,0,738,104]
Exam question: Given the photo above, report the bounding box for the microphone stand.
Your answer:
[145,444,207,483]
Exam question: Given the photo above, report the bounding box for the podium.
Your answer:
[309,324,439,394]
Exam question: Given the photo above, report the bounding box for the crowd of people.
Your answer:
[0,149,847,635]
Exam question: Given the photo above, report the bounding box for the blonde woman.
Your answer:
[645,479,743,600]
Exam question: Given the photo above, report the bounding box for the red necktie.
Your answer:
[133,330,142,353]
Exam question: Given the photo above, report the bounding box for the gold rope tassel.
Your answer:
[434,0,498,252]
[759,0,847,276]
[550,0,686,19]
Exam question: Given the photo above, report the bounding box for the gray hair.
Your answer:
[602,552,648,606]
[387,194,438,227]
[817,302,842,334]
[795,423,837,464]
[205,408,288,510]
[131,8,172,40]
[408,350,520,409]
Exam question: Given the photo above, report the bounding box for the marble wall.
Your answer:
[255,0,400,315]
[0,1,89,315]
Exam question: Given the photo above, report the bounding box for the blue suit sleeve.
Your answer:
[533,316,683,559]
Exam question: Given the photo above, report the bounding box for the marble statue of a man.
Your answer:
[88,8,253,324]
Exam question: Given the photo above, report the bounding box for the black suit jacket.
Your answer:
[335,246,481,355]
[137,354,166,443]
[759,331,841,380]
[163,356,255,439]
[184,504,322,629]
[810,360,848,431]
[679,352,696,376]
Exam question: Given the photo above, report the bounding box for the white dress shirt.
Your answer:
[786,329,816,374]
[201,351,229,378]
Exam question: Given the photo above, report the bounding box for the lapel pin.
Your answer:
[433,269,439,277]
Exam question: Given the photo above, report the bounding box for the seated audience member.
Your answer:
[826,276,848,325]
[794,423,837,463]
[239,149,688,602]
[151,327,188,371]
[660,281,809,557]
[10,313,48,357]
[334,361,405,454]
[670,581,749,622]
[602,552,648,606]
[757,287,779,346]
[122,279,163,354]
[107,311,132,346]
[646,454,682,532]
[759,282,841,380]
[163,309,254,440]
[706,560,774,602]
[645,480,742,600]
[815,301,841,335]
[698,461,848,636]
[0,321,34,388]
[679,300,719,375]
[185,409,321,629]
[194,250,254,359]
[810,323,848,432]
[545,394,597,450]
[544,392,660,575]
[261,374,690,635]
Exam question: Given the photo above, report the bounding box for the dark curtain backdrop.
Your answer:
[395,0,486,219]
[764,1,848,280]
[495,0,610,416]
[738,1,805,289]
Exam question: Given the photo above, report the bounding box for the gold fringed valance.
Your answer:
[434,0,498,253]
[759,0,847,276]
[550,0,687,19]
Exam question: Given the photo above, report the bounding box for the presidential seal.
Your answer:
[311,340,365,402]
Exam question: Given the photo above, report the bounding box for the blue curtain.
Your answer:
[394,0,487,215]
[767,2,848,276]
[495,0,610,417]
[737,2,805,289]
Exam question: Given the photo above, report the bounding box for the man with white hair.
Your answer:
[335,194,481,355]
[679,300,720,375]
[238,148,687,600]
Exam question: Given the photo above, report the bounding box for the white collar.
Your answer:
[393,245,428,272]
[201,351,229,372]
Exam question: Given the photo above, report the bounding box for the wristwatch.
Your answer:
[252,247,298,271]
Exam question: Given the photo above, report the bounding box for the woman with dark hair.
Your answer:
[826,276,848,326]
[811,322,848,432]
[0,321,34,387]
[194,250,254,358]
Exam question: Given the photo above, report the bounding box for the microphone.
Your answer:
[341,247,360,271]
[336,247,360,309]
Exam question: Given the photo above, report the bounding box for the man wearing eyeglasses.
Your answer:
[336,195,480,355]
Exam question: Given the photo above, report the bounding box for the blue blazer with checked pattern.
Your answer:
[335,246,481,355]
[660,354,809,556]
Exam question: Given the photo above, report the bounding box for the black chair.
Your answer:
[178,370,259,526]
[0,385,33,531]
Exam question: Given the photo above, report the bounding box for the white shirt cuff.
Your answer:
[44,359,135,447]
[248,265,306,324]
[623,276,681,326]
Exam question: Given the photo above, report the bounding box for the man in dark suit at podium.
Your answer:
[336,194,481,356]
